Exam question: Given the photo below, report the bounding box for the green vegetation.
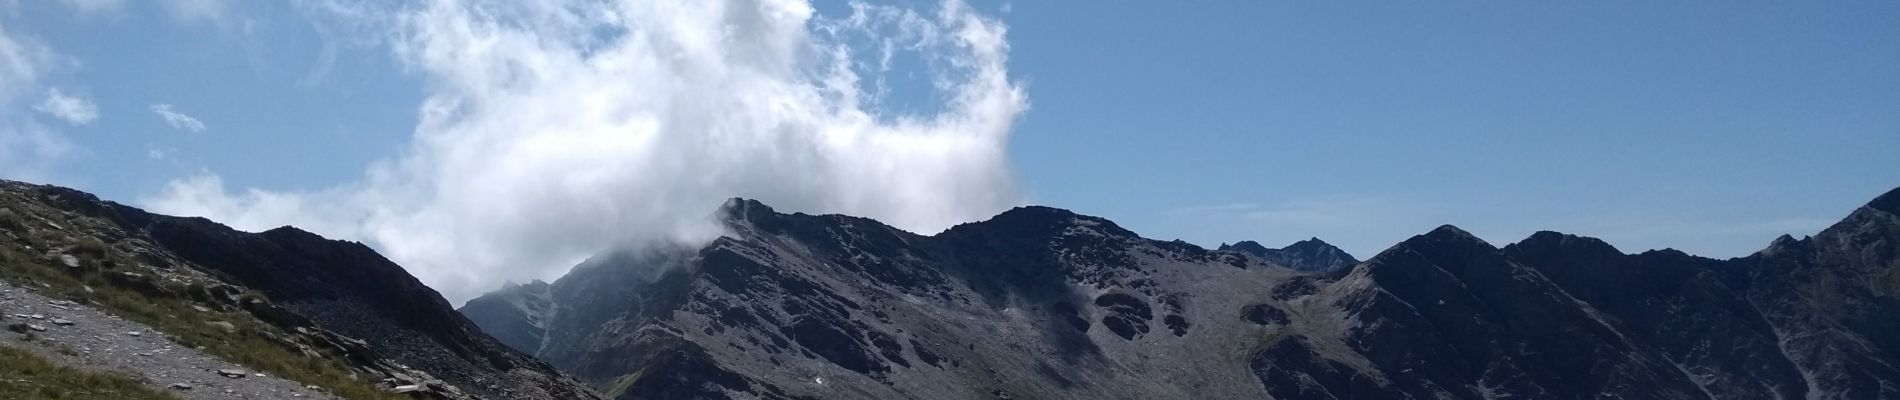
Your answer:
[0,345,180,400]
[0,232,405,400]
[604,371,647,398]
[68,237,109,262]
[0,208,22,232]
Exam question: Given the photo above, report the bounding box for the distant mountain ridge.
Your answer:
[462,185,1900,399]
[1217,237,1360,272]
[459,279,554,356]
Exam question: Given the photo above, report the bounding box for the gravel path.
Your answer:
[0,280,339,399]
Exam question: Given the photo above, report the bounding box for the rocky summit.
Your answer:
[464,187,1900,400]
[1217,237,1360,273]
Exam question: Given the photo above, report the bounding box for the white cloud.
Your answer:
[59,0,125,14]
[147,146,176,160]
[0,24,78,181]
[149,104,206,133]
[146,173,352,236]
[143,0,1028,304]
[34,88,97,125]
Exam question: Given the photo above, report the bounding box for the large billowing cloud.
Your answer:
[142,0,1027,304]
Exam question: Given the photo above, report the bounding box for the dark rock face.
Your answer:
[1218,237,1360,272]
[468,187,1900,400]
[2,180,602,400]
[1240,303,1288,326]
[1093,293,1153,340]
[1256,225,1709,399]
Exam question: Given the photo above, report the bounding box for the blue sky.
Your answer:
[2,0,1896,301]
[999,1,1900,258]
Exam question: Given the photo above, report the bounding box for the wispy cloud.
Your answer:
[158,0,230,24]
[0,24,79,182]
[149,104,206,133]
[144,0,1028,304]
[34,88,97,125]
[58,0,125,14]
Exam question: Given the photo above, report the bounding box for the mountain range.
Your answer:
[462,187,1900,399]
[3,178,1897,399]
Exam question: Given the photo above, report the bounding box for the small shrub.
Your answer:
[71,237,110,260]
[0,208,22,231]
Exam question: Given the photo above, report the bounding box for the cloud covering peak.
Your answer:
[142,0,1027,304]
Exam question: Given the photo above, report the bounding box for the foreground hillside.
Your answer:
[467,187,1900,399]
[0,180,603,400]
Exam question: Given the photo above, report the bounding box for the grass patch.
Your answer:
[605,371,646,398]
[0,345,180,400]
[0,245,404,400]
[68,238,108,261]
[0,208,23,232]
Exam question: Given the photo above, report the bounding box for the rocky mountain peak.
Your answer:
[949,205,1139,241]
[260,224,323,240]
[717,197,779,224]
[1422,224,1483,242]
[1281,237,1330,251]
[1756,233,1813,259]
[1867,186,1900,215]
[1221,237,1359,273]
[1507,231,1623,260]
[1770,233,1801,247]
[1371,224,1495,262]
[1216,240,1271,255]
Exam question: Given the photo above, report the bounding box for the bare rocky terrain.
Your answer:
[0,180,604,400]
[2,279,337,399]
[8,175,1897,399]
[467,187,1900,399]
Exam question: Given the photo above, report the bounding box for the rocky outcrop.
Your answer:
[471,187,1900,400]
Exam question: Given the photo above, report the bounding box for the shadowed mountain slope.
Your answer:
[0,180,603,400]
[466,186,1900,399]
